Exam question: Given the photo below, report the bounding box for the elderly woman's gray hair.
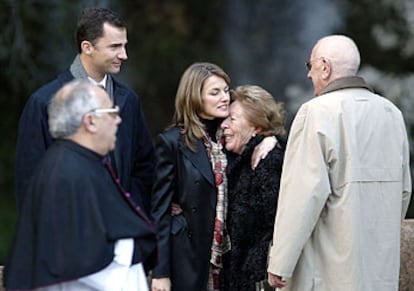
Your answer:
[230,85,286,136]
[48,80,102,138]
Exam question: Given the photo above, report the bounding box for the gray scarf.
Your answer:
[69,54,115,102]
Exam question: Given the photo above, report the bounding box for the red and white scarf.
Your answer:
[203,129,231,291]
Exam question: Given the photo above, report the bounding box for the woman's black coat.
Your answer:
[151,127,217,290]
[223,135,285,291]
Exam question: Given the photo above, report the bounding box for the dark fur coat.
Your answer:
[223,135,285,291]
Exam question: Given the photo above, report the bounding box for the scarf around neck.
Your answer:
[69,54,115,102]
[203,128,230,290]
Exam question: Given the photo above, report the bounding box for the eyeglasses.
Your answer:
[305,61,313,71]
[305,57,324,71]
[89,105,120,118]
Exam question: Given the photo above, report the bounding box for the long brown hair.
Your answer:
[172,62,230,151]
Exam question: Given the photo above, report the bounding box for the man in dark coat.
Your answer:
[15,7,154,213]
[4,80,157,290]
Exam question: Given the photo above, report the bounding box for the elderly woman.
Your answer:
[150,64,276,291]
[221,85,286,291]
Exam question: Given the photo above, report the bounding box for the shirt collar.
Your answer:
[88,75,107,89]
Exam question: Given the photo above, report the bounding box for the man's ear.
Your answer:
[83,114,97,132]
[81,40,94,55]
[321,59,331,80]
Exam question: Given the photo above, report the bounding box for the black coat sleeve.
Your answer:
[15,90,54,210]
[128,93,155,213]
[151,131,177,278]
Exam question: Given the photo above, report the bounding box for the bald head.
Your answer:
[307,35,362,96]
[313,35,360,78]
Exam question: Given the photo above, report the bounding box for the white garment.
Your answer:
[113,238,134,266]
[34,239,148,291]
[34,263,148,291]
[88,75,107,88]
[78,261,148,291]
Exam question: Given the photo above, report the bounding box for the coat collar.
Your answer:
[319,76,374,96]
[59,64,129,111]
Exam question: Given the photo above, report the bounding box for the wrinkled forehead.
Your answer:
[229,100,245,116]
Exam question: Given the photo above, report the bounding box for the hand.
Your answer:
[267,273,287,289]
[151,277,171,291]
[171,203,183,216]
[251,136,277,169]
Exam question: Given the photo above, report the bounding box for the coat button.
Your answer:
[191,207,197,213]
[188,231,193,238]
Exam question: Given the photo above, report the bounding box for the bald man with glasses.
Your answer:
[267,35,411,291]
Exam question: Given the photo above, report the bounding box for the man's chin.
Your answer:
[109,67,121,74]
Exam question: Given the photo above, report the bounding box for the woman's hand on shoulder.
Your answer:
[151,277,171,291]
[251,136,277,169]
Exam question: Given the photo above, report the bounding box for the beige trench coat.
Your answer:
[268,86,412,291]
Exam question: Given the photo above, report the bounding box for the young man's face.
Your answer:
[87,22,128,81]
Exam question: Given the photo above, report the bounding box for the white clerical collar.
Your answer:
[88,75,107,89]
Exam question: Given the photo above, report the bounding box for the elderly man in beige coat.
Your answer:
[267,35,412,291]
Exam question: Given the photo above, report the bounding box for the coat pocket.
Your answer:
[171,214,187,235]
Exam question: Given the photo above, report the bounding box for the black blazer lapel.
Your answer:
[179,138,215,186]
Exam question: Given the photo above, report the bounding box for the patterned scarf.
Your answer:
[203,128,231,291]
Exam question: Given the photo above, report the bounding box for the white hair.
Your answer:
[48,80,102,138]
